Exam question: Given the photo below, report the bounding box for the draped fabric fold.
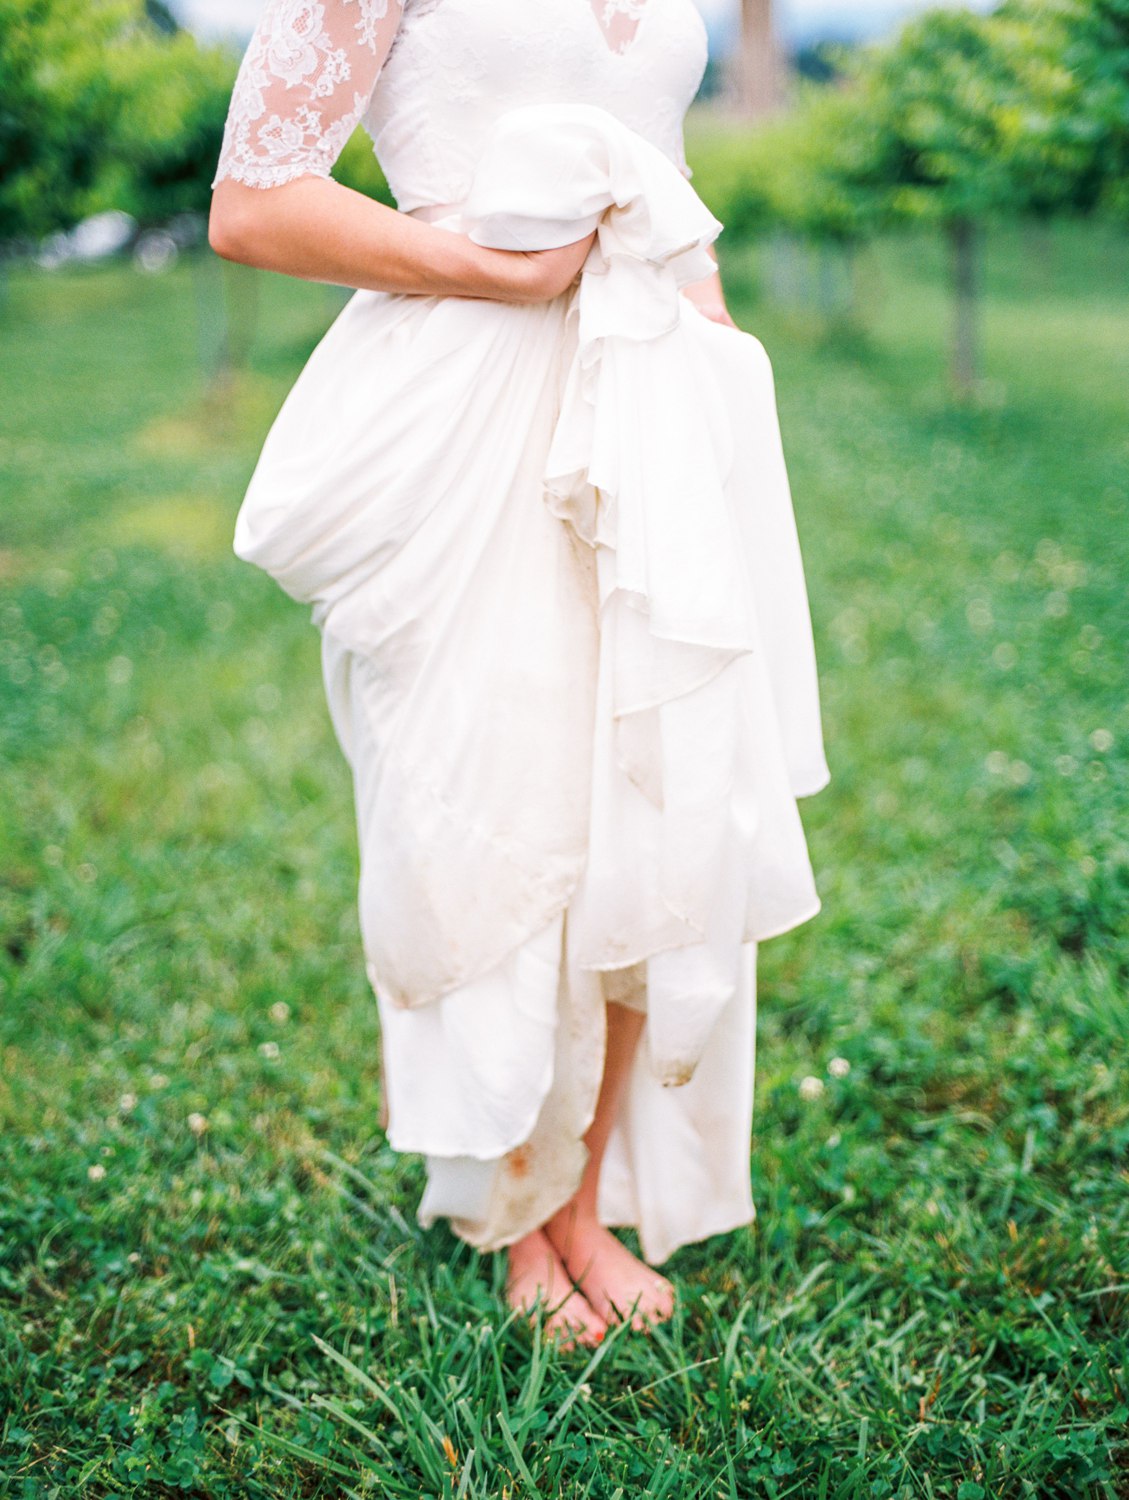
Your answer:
[463,105,825,1092]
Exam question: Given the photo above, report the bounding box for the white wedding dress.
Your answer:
[214,0,829,1265]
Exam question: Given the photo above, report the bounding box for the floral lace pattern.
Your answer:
[212,0,403,188]
[212,0,707,201]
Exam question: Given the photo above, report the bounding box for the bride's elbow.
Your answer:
[208,207,247,265]
[208,187,262,265]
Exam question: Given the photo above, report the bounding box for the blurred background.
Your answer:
[1,1,1126,1495]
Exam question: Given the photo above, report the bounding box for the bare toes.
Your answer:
[547,1221,676,1330]
[544,1296,607,1349]
[506,1229,608,1349]
[613,1275,672,1330]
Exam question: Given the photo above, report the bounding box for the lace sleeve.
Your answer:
[212,0,404,190]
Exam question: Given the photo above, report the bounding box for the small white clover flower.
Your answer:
[828,1056,851,1078]
[87,1163,107,1182]
[1044,591,1069,619]
[119,1092,137,1113]
[799,1075,825,1101]
[187,1112,208,1136]
[269,1001,291,1024]
[259,1041,280,1060]
[992,642,1018,670]
[1090,728,1113,753]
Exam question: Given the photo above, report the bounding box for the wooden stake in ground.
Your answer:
[947,215,980,400]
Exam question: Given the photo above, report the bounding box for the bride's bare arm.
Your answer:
[209,0,592,306]
[209,177,596,305]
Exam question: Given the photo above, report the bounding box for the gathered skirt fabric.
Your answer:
[233,111,828,1264]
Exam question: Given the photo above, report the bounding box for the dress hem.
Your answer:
[616,1200,758,1268]
[436,1195,759,1265]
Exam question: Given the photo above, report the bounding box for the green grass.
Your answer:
[1,220,1127,1498]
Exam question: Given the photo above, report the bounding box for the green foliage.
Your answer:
[0,0,139,239]
[689,83,889,245]
[0,0,394,241]
[1,222,1127,1494]
[333,124,396,207]
[684,121,775,240]
[692,0,1129,248]
[845,6,1079,226]
[104,31,237,226]
[1015,0,1129,220]
[0,0,237,240]
[688,2,1124,395]
[101,22,397,226]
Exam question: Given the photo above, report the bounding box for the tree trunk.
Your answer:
[948,216,980,399]
[736,0,780,118]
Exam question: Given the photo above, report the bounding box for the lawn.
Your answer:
[1,218,1127,1498]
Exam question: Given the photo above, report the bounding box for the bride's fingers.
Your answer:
[526,231,598,294]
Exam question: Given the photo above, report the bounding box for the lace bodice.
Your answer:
[212,0,708,210]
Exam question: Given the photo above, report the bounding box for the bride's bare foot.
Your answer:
[545,1208,675,1330]
[506,1228,607,1348]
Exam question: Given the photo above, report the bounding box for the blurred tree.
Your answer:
[1082,0,1129,216]
[837,7,1082,396]
[144,0,179,35]
[697,2,1112,395]
[690,74,887,248]
[0,0,234,242]
[736,0,781,116]
[0,0,136,240]
[793,42,843,85]
[107,32,236,226]
[1012,0,1129,220]
[762,82,888,246]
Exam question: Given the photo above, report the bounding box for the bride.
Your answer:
[209,0,828,1348]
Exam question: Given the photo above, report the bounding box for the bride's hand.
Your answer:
[685,297,738,328]
[681,259,737,328]
[471,231,598,303]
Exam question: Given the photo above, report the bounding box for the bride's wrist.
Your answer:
[418,230,489,297]
[439,238,533,301]
[434,240,545,304]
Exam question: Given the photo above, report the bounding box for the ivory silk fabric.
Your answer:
[217,1,829,1264]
